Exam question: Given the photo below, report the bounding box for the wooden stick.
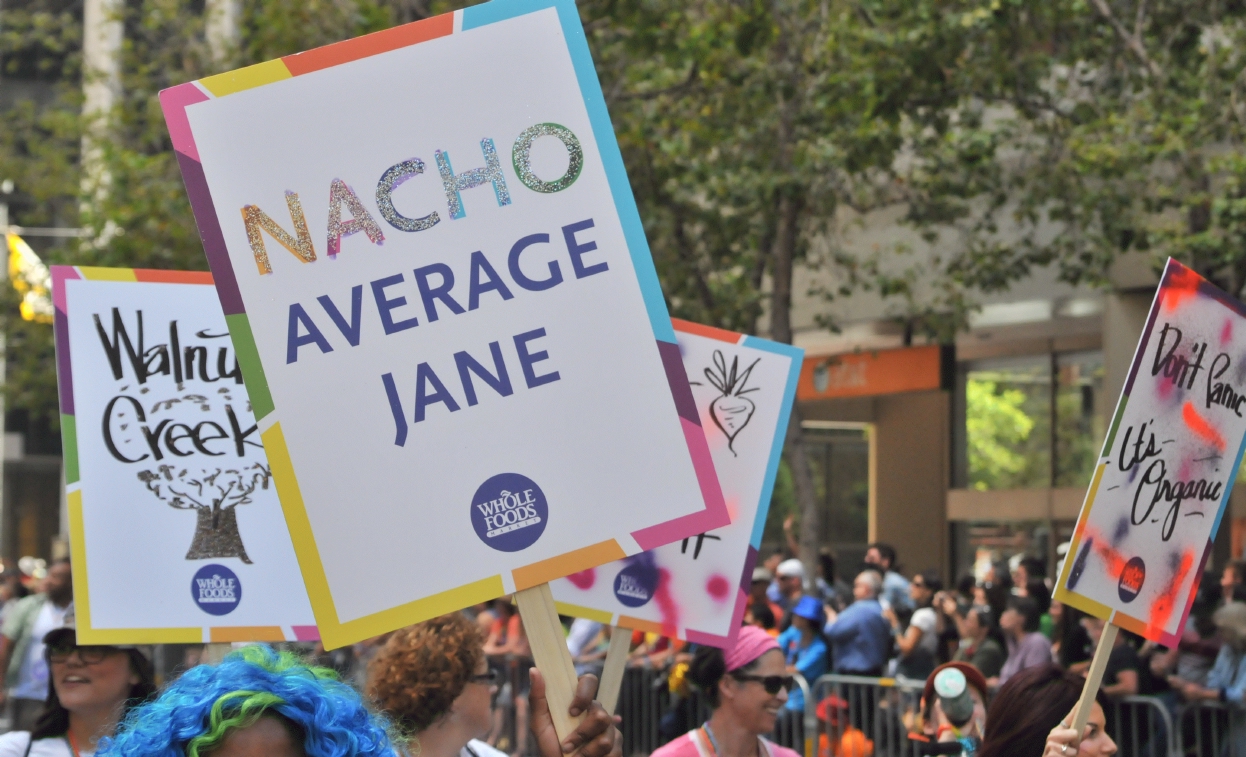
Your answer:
[515,583,585,744]
[1070,622,1119,736]
[597,626,631,714]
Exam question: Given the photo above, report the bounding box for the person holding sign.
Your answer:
[0,606,155,757]
[977,664,1116,757]
[652,627,799,757]
[364,614,619,757]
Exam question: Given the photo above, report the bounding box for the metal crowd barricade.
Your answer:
[809,674,924,757]
[1176,699,1246,757]
[1105,696,1177,757]
[613,666,809,756]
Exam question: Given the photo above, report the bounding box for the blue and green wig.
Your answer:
[98,645,397,757]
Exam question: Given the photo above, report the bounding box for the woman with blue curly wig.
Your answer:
[99,643,620,757]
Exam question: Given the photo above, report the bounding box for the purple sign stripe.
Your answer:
[1122,259,1172,398]
[658,340,700,424]
[174,151,245,315]
[738,544,759,592]
[54,307,74,416]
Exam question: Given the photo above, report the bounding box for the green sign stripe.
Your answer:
[61,414,79,484]
[225,314,275,420]
[1102,394,1129,460]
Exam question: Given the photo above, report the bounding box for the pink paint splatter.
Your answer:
[706,574,730,601]
[566,569,596,590]
[654,568,680,637]
[1222,319,1234,345]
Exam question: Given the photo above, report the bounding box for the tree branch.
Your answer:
[1089,0,1163,79]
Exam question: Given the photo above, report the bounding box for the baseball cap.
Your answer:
[43,603,152,660]
[776,559,805,579]
[792,595,825,624]
[752,566,773,583]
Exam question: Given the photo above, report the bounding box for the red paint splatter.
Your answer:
[654,568,680,637]
[706,574,730,601]
[566,569,595,590]
[1148,550,1195,636]
[1157,377,1175,401]
[1161,266,1202,313]
[1183,402,1226,451]
[1222,319,1234,345]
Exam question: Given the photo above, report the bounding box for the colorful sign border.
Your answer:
[52,265,321,644]
[159,0,727,648]
[553,319,803,647]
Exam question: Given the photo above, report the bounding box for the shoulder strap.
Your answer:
[20,734,34,757]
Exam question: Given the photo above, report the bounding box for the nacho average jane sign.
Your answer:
[1057,259,1246,644]
[54,269,317,644]
[161,0,728,647]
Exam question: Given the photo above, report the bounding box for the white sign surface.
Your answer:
[54,268,317,644]
[552,322,801,647]
[160,0,727,647]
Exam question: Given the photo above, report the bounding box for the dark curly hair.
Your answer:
[978,664,1107,757]
[366,613,485,734]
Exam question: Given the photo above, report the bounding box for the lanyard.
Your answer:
[700,724,767,757]
[65,732,82,757]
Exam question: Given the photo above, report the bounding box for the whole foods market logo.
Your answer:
[192,564,241,616]
[613,560,659,608]
[471,473,548,552]
[1118,557,1146,603]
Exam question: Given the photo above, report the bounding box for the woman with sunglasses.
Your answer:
[0,606,154,757]
[366,613,620,757]
[652,626,799,757]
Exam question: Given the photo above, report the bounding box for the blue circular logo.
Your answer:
[192,564,242,616]
[471,473,548,552]
[613,560,659,608]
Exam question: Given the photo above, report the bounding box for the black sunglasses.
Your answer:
[731,673,794,695]
[470,669,500,686]
[47,641,123,665]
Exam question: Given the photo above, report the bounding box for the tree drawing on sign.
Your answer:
[137,462,270,564]
[703,350,761,456]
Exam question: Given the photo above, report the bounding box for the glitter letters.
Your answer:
[326,179,385,257]
[241,192,316,275]
[512,123,583,194]
[376,159,440,233]
[435,139,512,220]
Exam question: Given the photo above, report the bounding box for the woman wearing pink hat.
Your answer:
[651,627,800,757]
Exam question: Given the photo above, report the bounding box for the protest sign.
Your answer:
[159,0,728,650]
[53,267,318,644]
[551,320,802,647]
[1056,259,1246,644]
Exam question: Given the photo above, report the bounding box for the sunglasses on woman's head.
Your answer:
[730,673,795,695]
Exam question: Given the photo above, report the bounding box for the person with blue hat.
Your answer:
[776,596,827,712]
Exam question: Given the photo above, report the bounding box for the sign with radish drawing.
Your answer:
[702,350,760,456]
[551,320,802,647]
[54,268,317,644]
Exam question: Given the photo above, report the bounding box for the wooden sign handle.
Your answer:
[597,625,631,714]
[515,583,586,745]
[1070,621,1119,737]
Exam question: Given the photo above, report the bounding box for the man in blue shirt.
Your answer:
[865,543,913,614]
[823,570,891,677]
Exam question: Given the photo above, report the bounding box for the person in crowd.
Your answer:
[1170,601,1246,756]
[948,603,1005,680]
[1081,617,1138,699]
[955,575,977,608]
[774,560,805,618]
[567,619,606,679]
[483,599,532,757]
[863,543,912,613]
[981,563,1011,625]
[0,605,155,757]
[0,570,30,627]
[652,626,799,757]
[1050,600,1091,671]
[365,613,620,757]
[995,596,1051,687]
[823,571,891,677]
[776,596,827,712]
[908,662,988,756]
[103,643,621,757]
[749,568,784,625]
[978,664,1116,757]
[1153,571,1220,689]
[1223,561,1246,606]
[763,551,786,605]
[744,605,778,638]
[1022,579,1054,639]
[887,569,941,680]
[0,559,73,731]
[1011,557,1045,593]
[815,551,848,611]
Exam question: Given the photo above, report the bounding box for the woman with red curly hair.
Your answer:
[366,613,618,757]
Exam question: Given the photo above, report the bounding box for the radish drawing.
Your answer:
[703,350,761,456]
